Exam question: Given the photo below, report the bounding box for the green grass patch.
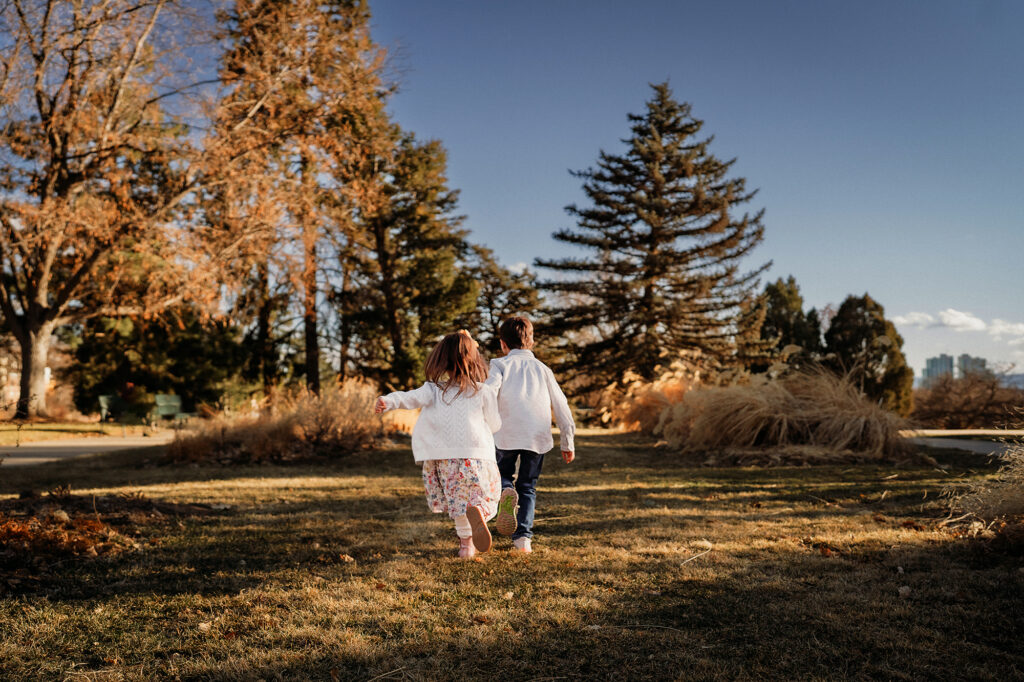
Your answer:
[1,432,1021,680]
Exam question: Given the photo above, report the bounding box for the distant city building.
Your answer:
[957,354,987,377]
[922,354,954,387]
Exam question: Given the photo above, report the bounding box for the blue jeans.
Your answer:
[495,448,545,540]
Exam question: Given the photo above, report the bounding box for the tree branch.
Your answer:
[100,0,164,145]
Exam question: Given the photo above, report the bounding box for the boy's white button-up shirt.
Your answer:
[486,349,575,454]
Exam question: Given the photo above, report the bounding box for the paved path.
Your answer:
[0,432,175,467]
[909,437,1016,456]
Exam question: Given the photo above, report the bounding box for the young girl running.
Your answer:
[375,331,502,559]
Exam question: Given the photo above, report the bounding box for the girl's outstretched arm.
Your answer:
[378,383,435,412]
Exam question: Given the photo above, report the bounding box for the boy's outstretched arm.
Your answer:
[544,367,576,463]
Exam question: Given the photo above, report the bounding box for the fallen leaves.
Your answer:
[0,509,136,592]
[800,537,843,557]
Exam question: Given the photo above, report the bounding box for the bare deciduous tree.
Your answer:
[0,0,314,417]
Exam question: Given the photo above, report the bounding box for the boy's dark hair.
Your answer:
[499,316,534,350]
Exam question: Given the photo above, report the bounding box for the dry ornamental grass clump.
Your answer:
[596,354,705,433]
[166,380,384,464]
[948,444,1024,550]
[656,369,916,465]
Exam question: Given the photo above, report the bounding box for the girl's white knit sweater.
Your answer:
[381,382,501,462]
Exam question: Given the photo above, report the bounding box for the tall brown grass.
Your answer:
[656,368,917,465]
[596,354,705,432]
[166,380,384,464]
[951,443,1024,529]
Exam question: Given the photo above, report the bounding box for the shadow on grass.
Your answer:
[168,539,1024,681]
[5,430,1022,680]
[0,443,419,494]
[11,432,1001,604]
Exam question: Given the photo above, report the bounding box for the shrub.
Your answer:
[912,371,1024,429]
[166,380,384,464]
[656,368,917,465]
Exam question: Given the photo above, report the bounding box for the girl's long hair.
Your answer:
[424,332,488,400]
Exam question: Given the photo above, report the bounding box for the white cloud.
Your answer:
[892,312,935,327]
[937,308,987,332]
[507,261,529,274]
[988,318,1024,341]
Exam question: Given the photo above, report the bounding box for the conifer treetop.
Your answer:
[538,82,770,390]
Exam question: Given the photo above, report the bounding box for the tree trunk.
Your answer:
[298,152,320,396]
[15,321,56,419]
[372,217,408,385]
[303,229,320,395]
[253,261,276,395]
[338,262,351,381]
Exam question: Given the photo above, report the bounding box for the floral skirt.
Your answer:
[422,458,501,521]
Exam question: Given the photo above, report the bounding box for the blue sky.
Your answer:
[370,1,1024,376]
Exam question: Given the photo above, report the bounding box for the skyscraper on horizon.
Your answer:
[922,354,954,387]
[957,354,988,377]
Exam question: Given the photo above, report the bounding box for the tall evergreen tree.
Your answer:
[338,134,477,389]
[455,246,541,356]
[538,83,769,390]
[760,276,824,357]
[823,293,914,415]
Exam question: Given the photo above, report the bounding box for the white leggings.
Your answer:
[453,514,472,539]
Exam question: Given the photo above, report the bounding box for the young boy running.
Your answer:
[486,317,576,553]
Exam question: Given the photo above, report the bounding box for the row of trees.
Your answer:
[0,0,533,417]
[758,278,914,414]
[0,1,915,419]
[526,82,914,414]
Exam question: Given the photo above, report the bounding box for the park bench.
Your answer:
[98,394,115,422]
[153,393,195,425]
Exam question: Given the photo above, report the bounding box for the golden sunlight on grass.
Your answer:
[1,432,1021,680]
[0,423,150,446]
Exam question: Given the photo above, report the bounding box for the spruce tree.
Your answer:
[538,83,769,390]
[760,276,824,357]
[341,134,478,389]
[823,293,914,415]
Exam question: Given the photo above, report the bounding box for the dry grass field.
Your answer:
[1,430,1022,681]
